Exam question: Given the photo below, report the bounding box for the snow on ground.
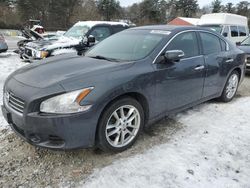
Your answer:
[83,97,250,188]
[0,52,26,130]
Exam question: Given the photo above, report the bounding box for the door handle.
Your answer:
[194,65,205,71]
[226,58,234,63]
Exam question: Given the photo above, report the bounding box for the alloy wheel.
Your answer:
[105,105,141,148]
[226,73,239,99]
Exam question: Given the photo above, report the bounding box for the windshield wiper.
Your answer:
[89,55,121,62]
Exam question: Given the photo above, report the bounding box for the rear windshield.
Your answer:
[200,25,223,34]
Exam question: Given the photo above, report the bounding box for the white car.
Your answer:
[199,13,249,44]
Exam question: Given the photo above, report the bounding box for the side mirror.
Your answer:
[87,35,95,44]
[164,50,185,62]
[236,42,241,46]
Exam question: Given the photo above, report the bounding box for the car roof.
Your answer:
[131,25,213,32]
[74,21,128,28]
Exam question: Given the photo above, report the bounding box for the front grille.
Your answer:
[7,92,25,114]
[24,48,32,57]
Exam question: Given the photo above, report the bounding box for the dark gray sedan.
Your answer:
[1,26,246,152]
[0,33,8,53]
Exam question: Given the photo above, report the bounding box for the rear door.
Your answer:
[199,31,229,98]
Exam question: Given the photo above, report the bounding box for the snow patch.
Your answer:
[45,36,80,50]
[82,97,250,188]
[51,48,77,56]
[74,21,128,28]
[0,53,26,130]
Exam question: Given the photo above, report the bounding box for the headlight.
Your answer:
[34,50,48,59]
[40,87,94,114]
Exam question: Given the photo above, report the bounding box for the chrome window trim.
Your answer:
[152,29,230,64]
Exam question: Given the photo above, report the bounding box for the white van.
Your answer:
[198,13,249,44]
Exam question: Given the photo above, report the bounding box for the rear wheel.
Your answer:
[219,71,239,102]
[97,97,144,152]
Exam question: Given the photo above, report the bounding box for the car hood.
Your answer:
[12,54,133,89]
[26,36,80,50]
[238,45,250,54]
[21,28,44,40]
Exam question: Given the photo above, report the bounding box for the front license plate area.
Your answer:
[1,105,13,124]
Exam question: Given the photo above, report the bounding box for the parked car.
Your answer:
[199,13,249,44]
[1,26,245,152]
[17,28,57,58]
[0,33,8,53]
[21,21,129,61]
[237,36,250,73]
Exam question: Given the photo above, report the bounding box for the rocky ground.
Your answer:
[0,118,182,187]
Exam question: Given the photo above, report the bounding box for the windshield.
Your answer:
[200,25,223,34]
[85,30,165,61]
[241,36,250,46]
[64,25,90,39]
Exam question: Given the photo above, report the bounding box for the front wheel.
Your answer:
[97,97,144,152]
[219,71,239,102]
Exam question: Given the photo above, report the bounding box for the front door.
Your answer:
[153,31,205,115]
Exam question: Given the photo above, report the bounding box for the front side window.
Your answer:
[200,32,221,55]
[230,26,239,37]
[86,30,165,62]
[238,26,247,36]
[89,27,111,42]
[166,32,199,58]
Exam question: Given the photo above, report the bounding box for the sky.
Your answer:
[118,0,242,8]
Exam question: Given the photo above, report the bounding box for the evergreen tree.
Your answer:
[236,1,250,17]
[212,0,222,13]
[96,0,121,21]
[225,3,235,13]
[176,0,198,17]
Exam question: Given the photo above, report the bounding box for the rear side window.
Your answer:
[238,26,247,36]
[89,26,111,42]
[112,26,127,33]
[167,32,199,58]
[200,32,221,55]
[230,26,239,37]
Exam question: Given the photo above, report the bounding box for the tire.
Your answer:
[97,97,144,152]
[218,70,239,102]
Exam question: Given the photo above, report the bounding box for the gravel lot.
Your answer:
[0,49,249,187]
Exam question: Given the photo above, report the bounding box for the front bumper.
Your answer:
[20,47,43,62]
[1,104,99,150]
